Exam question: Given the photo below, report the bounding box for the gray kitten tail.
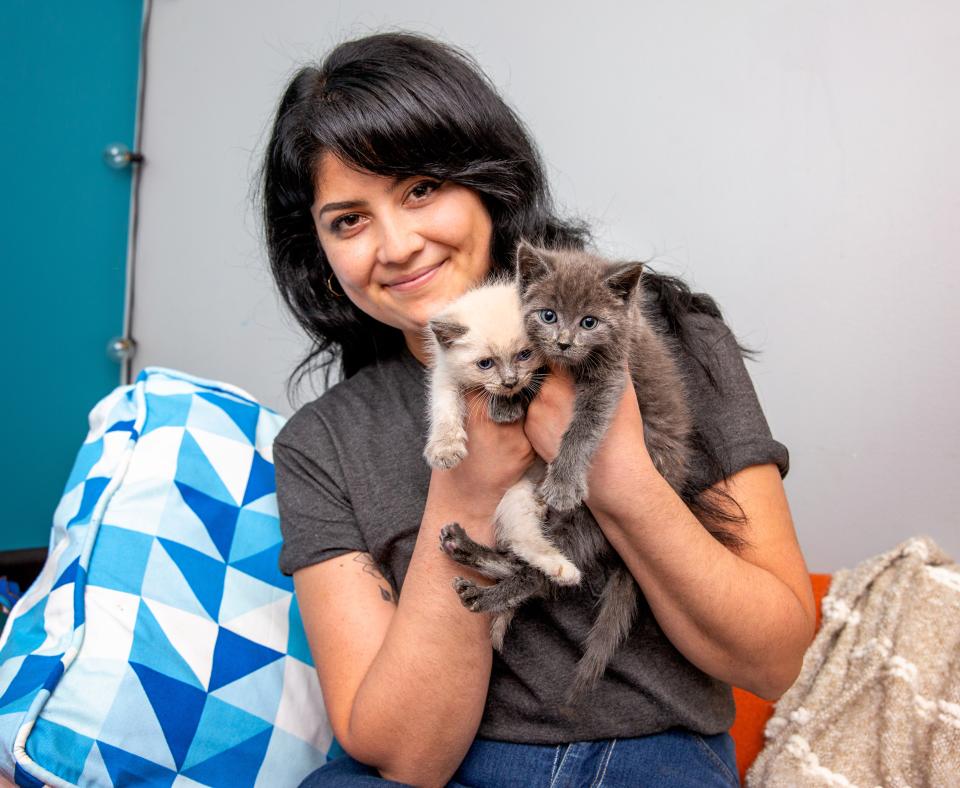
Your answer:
[567,566,639,703]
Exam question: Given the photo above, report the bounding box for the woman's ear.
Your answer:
[515,241,553,295]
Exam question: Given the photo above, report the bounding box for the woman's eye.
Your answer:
[476,358,494,370]
[580,316,599,330]
[331,213,362,232]
[539,309,557,324]
[409,180,441,201]
[516,348,532,361]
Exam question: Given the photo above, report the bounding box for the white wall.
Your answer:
[132,0,960,572]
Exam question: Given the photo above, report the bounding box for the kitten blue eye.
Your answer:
[580,316,599,330]
[539,309,557,324]
[476,358,494,370]
[516,348,533,361]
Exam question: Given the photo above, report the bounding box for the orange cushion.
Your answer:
[730,573,832,783]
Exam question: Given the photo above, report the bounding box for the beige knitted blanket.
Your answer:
[747,536,960,788]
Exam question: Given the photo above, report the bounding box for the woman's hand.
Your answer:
[522,366,576,464]
[525,365,653,511]
[431,391,536,528]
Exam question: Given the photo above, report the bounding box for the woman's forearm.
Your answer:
[587,455,814,700]
[346,478,497,786]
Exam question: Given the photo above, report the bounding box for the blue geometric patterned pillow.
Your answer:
[0,368,332,787]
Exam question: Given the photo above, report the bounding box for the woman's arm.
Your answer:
[294,399,535,787]
[525,368,817,701]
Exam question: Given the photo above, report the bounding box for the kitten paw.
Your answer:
[452,576,484,612]
[488,396,525,424]
[534,556,582,587]
[424,433,468,469]
[439,523,469,560]
[537,473,588,512]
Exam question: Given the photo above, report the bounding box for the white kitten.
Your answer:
[423,279,581,587]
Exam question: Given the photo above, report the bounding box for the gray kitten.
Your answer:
[439,242,694,699]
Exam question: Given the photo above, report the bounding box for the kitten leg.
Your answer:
[496,473,581,586]
[453,565,548,614]
[490,609,516,651]
[487,394,525,424]
[439,522,522,581]
[538,372,626,511]
[424,363,468,469]
[566,566,638,702]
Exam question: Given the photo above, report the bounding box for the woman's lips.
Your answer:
[385,260,445,292]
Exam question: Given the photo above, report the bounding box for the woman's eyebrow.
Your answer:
[317,199,366,217]
[316,177,408,217]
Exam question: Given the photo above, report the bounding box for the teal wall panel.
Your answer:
[0,1,142,550]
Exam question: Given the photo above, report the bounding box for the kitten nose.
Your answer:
[503,377,518,388]
[557,342,571,351]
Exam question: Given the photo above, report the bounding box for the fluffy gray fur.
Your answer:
[439,242,694,701]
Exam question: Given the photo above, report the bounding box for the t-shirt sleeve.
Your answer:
[680,312,790,490]
[273,411,368,576]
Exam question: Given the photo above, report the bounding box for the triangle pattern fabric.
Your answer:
[51,557,79,592]
[140,538,211,621]
[66,477,109,528]
[183,727,272,788]
[219,566,289,623]
[182,695,272,772]
[209,658,285,730]
[141,392,193,436]
[185,395,251,446]
[24,717,95,786]
[0,368,332,787]
[141,599,218,691]
[130,662,207,770]
[287,599,313,666]
[175,432,236,508]
[173,482,238,562]
[97,666,176,770]
[242,450,275,507]
[209,628,284,693]
[197,391,260,445]
[97,739,179,788]
[185,428,254,506]
[79,741,116,787]
[129,601,205,690]
[157,537,227,620]
[156,484,222,561]
[230,542,292,592]
[220,596,290,655]
[228,507,282,563]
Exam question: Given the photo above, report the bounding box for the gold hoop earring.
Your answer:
[326,271,344,298]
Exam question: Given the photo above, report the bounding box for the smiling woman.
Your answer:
[311,156,494,358]
[260,30,812,788]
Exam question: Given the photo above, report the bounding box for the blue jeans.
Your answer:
[299,729,740,786]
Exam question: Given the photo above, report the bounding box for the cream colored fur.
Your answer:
[424,280,580,587]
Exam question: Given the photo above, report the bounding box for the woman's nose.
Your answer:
[375,213,426,266]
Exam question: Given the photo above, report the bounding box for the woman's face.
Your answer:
[311,152,494,357]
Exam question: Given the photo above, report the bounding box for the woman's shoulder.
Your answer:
[275,349,425,455]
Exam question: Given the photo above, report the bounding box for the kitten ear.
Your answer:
[429,319,468,349]
[515,241,553,295]
[604,262,644,302]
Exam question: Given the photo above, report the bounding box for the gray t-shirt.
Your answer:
[274,310,789,744]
